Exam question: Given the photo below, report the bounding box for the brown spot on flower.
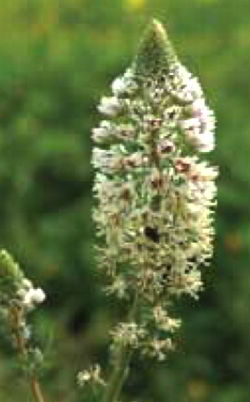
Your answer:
[125,157,137,168]
[176,159,191,173]
[151,175,163,189]
[120,187,131,201]
[160,140,174,153]
[191,174,199,182]
[110,213,120,227]
[146,117,162,131]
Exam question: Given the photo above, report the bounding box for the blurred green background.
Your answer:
[0,0,249,401]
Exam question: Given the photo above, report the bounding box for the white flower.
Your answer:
[92,120,113,143]
[180,117,200,131]
[92,148,119,171]
[197,131,215,153]
[22,287,46,308]
[143,337,174,361]
[191,98,206,115]
[153,306,181,333]
[110,322,146,348]
[179,118,201,142]
[180,105,215,152]
[98,96,122,116]
[77,364,105,388]
[175,64,203,101]
[189,161,218,182]
[105,276,127,299]
[168,270,203,299]
[77,370,91,385]
[112,68,137,96]
[112,76,127,96]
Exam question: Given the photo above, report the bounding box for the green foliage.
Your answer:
[0,0,249,401]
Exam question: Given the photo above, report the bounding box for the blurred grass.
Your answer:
[0,0,249,401]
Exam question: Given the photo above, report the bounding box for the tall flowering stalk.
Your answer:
[84,19,217,402]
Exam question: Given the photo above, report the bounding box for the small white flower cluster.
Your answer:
[92,20,217,361]
[12,272,45,358]
[110,322,146,349]
[143,337,175,361]
[17,278,46,310]
[77,364,106,388]
[175,65,215,153]
[97,69,137,118]
[0,250,46,378]
[153,305,181,333]
[111,68,138,97]
[105,275,128,299]
[0,249,46,313]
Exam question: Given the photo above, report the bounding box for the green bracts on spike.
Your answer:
[0,250,23,301]
[134,19,177,77]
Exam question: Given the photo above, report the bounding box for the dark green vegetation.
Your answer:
[0,0,249,401]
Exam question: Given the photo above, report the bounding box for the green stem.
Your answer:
[102,346,133,402]
[102,293,138,402]
[31,377,45,402]
[9,306,46,402]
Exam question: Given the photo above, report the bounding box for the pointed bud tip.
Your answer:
[134,19,177,78]
[0,249,22,280]
[150,19,168,39]
[143,18,169,47]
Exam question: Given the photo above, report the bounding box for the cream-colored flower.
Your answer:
[98,96,122,116]
[77,364,106,388]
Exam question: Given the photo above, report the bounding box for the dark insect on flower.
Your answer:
[144,226,160,243]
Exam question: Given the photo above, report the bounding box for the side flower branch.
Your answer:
[0,250,46,402]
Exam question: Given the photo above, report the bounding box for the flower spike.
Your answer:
[90,19,217,402]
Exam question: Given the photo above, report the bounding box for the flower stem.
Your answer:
[31,377,45,402]
[102,293,138,402]
[9,306,46,402]
[102,345,133,402]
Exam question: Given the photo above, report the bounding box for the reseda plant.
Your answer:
[85,19,217,402]
[0,19,217,402]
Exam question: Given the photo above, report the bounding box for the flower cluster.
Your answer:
[92,20,217,362]
[110,322,146,349]
[0,249,45,374]
[77,364,106,388]
[17,279,45,310]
